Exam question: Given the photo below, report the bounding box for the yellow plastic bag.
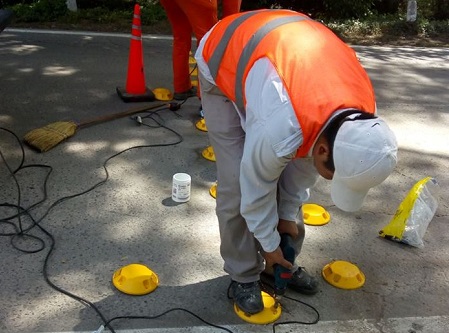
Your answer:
[379,177,439,248]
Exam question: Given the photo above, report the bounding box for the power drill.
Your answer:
[273,233,296,306]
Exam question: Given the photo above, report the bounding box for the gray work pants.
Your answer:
[199,74,305,283]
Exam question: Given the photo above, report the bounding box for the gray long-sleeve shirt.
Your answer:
[196,33,319,252]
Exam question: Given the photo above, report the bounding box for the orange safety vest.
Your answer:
[202,9,376,157]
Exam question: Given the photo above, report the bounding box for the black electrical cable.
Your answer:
[0,128,53,252]
[271,295,320,332]
[0,105,192,333]
[0,128,53,220]
[0,127,25,172]
[1,125,126,333]
[0,104,321,332]
[0,104,186,333]
[105,307,234,333]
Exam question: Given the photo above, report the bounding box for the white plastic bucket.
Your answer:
[172,173,191,202]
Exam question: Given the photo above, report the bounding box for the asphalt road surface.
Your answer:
[1,28,448,333]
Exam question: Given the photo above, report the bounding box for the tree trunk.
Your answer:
[66,0,77,12]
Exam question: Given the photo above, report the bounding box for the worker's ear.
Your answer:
[317,142,330,157]
[312,136,331,159]
[312,136,334,180]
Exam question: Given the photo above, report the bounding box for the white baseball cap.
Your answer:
[331,116,398,212]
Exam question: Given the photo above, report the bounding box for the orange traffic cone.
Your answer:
[117,4,155,102]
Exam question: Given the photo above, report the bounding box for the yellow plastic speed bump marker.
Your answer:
[152,87,173,101]
[112,263,159,295]
[322,260,365,290]
[195,118,208,132]
[302,203,331,226]
[209,182,217,199]
[234,291,281,324]
[202,145,216,162]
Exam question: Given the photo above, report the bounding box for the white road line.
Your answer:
[4,27,173,40]
[39,315,449,333]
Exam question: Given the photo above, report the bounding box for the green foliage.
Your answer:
[434,0,449,20]
[398,0,449,20]
[415,18,449,36]
[76,0,134,10]
[0,0,33,7]
[241,0,275,10]
[327,13,449,38]
[140,1,167,25]
[323,0,375,19]
[5,0,448,43]
[9,0,166,26]
[67,7,131,24]
[415,0,439,19]
[11,0,67,22]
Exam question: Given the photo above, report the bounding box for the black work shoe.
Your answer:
[173,87,197,100]
[228,281,264,314]
[287,267,319,295]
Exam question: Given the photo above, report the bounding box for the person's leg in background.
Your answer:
[221,0,242,18]
[160,0,196,100]
[177,0,218,47]
[175,0,218,100]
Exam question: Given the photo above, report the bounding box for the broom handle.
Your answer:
[77,102,168,128]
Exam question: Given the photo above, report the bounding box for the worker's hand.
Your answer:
[263,246,293,270]
[277,219,299,239]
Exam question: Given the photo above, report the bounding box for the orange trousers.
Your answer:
[222,0,242,18]
[160,0,218,94]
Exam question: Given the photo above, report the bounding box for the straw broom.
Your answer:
[24,102,167,152]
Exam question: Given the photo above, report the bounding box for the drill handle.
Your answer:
[279,233,296,263]
[273,233,297,296]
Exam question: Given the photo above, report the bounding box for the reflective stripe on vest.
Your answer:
[208,10,264,79]
[203,10,375,157]
[207,12,311,109]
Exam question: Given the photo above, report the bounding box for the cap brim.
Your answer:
[331,171,369,212]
